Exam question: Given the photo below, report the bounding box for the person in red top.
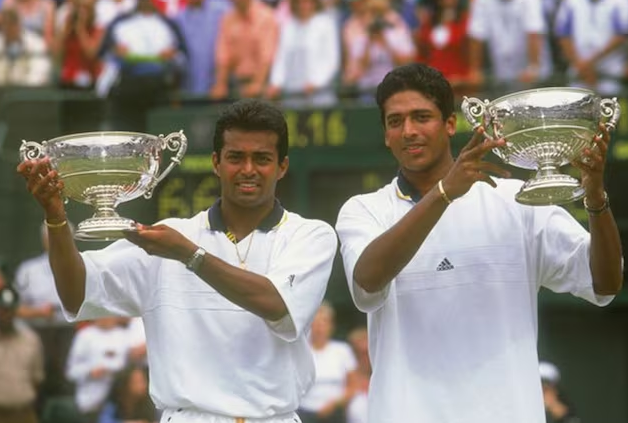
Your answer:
[56,0,103,89]
[414,0,474,98]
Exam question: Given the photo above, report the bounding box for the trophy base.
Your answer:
[75,217,138,242]
[516,174,585,206]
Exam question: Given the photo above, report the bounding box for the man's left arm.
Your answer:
[574,124,624,295]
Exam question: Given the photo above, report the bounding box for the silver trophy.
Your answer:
[20,131,188,241]
[461,87,621,206]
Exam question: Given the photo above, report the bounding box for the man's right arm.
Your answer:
[17,159,86,314]
[45,217,86,314]
[345,130,509,294]
[352,188,449,293]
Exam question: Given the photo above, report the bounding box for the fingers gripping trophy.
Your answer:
[19,131,188,241]
[461,87,621,206]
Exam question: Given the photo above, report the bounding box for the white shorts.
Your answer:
[160,408,302,423]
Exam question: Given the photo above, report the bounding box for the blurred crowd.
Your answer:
[0,0,627,114]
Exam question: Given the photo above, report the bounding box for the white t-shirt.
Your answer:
[65,324,132,412]
[64,202,337,418]
[336,176,614,423]
[299,340,357,412]
[14,253,67,324]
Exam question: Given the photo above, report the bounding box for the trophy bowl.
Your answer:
[20,131,187,241]
[461,87,621,206]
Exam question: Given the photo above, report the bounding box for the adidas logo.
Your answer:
[436,258,454,271]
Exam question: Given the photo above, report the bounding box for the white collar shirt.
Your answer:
[336,176,614,423]
[63,201,337,418]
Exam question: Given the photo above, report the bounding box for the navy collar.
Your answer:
[395,170,423,203]
[207,198,285,232]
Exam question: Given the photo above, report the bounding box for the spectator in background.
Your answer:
[467,0,553,95]
[14,223,67,325]
[539,361,581,423]
[65,317,132,423]
[98,364,157,423]
[345,327,370,423]
[174,0,231,96]
[298,302,357,423]
[97,0,186,131]
[55,0,103,90]
[266,0,340,108]
[1,0,55,51]
[210,0,278,100]
[0,8,52,86]
[14,223,76,403]
[554,0,628,96]
[342,0,414,101]
[415,0,473,99]
[0,285,45,423]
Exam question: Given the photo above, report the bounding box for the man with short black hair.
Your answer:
[336,63,623,423]
[17,99,338,423]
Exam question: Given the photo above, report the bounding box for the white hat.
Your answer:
[539,361,560,384]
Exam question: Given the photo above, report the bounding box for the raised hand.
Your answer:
[441,127,511,200]
[123,224,197,263]
[16,158,67,221]
[571,123,610,207]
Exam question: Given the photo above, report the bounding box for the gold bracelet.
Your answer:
[44,219,68,229]
[583,192,610,215]
[437,180,452,205]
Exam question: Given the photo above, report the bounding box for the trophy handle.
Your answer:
[19,140,47,161]
[461,97,495,140]
[600,97,621,132]
[144,130,188,199]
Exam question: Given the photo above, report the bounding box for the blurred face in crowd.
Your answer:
[383,90,455,175]
[128,368,149,398]
[310,305,334,344]
[348,0,367,16]
[294,0,317,19]
[231,0,252,13]
[213,130,288,210]
[1,13,21,42]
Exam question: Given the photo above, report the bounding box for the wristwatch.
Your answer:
[185,247,207,272]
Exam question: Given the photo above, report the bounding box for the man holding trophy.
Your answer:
[17,99,338,423]
[336,63,623,423]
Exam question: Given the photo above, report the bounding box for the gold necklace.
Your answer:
[234,231,255,269]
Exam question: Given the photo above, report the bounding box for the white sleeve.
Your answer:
[265,221,338,342]
[342,342,358,373]
[309,15,340,88]
[63,240,159,322]
[269,21,290,88]
[65,330,94,383]
[529,206,615,306]
[467,0,489,40]
[336,197,391,313]
[522,0,546,34]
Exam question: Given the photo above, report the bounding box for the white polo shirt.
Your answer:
[64,200,338,419]
[336,175,613,423]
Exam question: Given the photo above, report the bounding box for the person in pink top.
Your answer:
[210,0,279,100]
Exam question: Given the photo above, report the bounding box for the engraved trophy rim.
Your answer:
[21,130,187,242]
[461,87,620,206]
[45,130,162,145]
[487,86,596,106]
